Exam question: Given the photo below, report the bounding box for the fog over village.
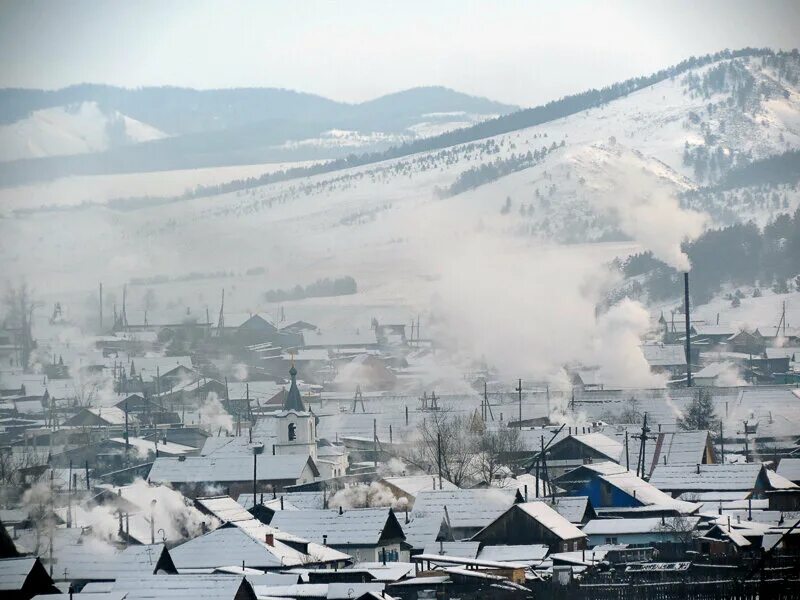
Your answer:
[1,2,800,599]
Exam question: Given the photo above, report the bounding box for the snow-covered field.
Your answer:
[0,159,322,212]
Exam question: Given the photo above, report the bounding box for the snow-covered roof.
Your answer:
[641,344,687,367]
[572,433,624,461]
[765,347,799,360]
[169,525,303,570]
[583,517,700,535]
[477,544,549,564]
[270,508,402,547]
[422,541,480,559]
[694,362,734,379]
[402,512,448,550]
[412,488,517,529]
[649,463,764,492]
[81,574,251,600]
[777,458,800,483]
[109,436,195,456]
[765,469,799,490]
[237,491,324,511]
[548,496,591,524]
[0,557,39,591]
[148,454,317,484]
[514,502,586,541]
[575,462,700,513]
[195,496,254,523]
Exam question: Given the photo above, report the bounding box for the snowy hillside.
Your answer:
[0,101,166,161]
[2,53,800,326]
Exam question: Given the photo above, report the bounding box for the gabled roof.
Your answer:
[169,525,302,570]
[411,488,518,529]
[641,344,687,367]
[583,516,701,536]
[195,496,254,523]
[702,523,751,548]
[0,557,48,591]
[237,491,324,511]
[402,512,451,550]
[777,458,800,483]
[548,496,592,524]
[571,433,624,461]
[270,508,404,546]
[500,502,586,541]
[422,541,480,559]
[81,574,256,600]
[559,462,699,513]
[148,454,318,484]
[477,544,549,564]
[649,463,765,492]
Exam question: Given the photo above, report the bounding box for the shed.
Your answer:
[0,557,58,600]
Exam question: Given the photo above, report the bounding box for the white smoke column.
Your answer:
[76,478,217,543]
[198,391,233,434]
[587,157,707,270]
[591,299,667,388]
[716,363,747,387]
[329,482,403,510]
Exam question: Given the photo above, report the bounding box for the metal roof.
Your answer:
[641,344,687,367]
[82,574,253,600]
[649,463,765,492]
[422,541,480,559]
[270,508,402,546]
[777,458,800,483]
[195,496,254,523]
[411,488,517,529]
[514,502,586,540]
[0,557,39,591]
[548,496,591,524]
[402,512,448,550]
[169,525,301,570]
[477,545,549,563]
[148,454,317,484]
[583,517,701,535]
[380,475,458,499]
[237,491,324,511]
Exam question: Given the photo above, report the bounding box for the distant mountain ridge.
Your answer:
[0,84,517,133]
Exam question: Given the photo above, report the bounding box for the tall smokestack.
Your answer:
[684,272,692,387]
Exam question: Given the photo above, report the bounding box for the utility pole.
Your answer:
[373,419,378,468]
[719,421,725,463]
[99,282,103,330]
[516,379,523,428]
[437,432,443,490]
[625,430,630,470]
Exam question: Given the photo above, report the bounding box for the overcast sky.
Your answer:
[1,0,798,106]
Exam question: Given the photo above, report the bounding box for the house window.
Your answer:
[288,423,297,441]
[605,537,618,544]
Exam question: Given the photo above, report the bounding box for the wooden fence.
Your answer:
[538,578,800,600]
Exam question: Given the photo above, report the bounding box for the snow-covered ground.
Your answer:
[0,160,322,212]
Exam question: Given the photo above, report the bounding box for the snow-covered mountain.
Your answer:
[0,101,167,161]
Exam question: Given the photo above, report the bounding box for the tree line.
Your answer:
[264,276,357,302]
[620,207,800,304]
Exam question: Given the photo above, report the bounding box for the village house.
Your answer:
[269,507,406,563]
[582,516,701,547]
[471,501,588,552]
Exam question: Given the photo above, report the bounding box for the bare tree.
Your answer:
[476,427,523,486]
[3,282,41,370]
[407,410,477,487]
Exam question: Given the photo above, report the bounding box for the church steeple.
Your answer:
[284,359,305,412]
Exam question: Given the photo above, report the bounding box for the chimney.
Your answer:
[178,455,186,462]
[524,485,528,502]
[264,533,274,546]
[696,464,700,474]
[323,534,328,546]
[684,272,692,387]
[405,508,409,524]
[339,506,343,515]
[280,496,284,510]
